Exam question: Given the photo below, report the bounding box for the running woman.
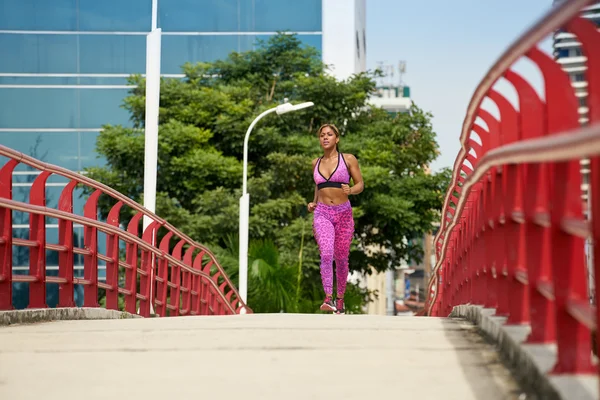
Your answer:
[308,123,364,314]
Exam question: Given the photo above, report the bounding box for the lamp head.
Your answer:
[276,101,314,115]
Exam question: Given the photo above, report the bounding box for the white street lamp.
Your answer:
[239,102,314,313]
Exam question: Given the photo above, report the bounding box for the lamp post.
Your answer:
[239,102,314,313]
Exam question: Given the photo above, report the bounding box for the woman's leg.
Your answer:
[313,207,336,296]
[333,206,354,298]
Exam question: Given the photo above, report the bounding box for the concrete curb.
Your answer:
[450,305,598,400]
[0,308,141,326]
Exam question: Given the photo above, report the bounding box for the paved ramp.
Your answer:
[0,314,526,399]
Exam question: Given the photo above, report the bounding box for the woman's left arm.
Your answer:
[347,154,364,195]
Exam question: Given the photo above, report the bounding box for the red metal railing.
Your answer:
[424,0,599,375]
[0,145,251,316]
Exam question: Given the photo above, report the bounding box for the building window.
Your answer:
[0,0,153,31]
[356,31,360,58]
[159,0,322,32]
[579,97,587,107]
[0,34,147,74]
[161,33,322,74]
[573,73,586,82]
[0,88,131,129]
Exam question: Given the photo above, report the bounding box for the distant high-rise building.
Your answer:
[552,0,599,127]
[369,61,412,115]
[551,0,599,203]
[322,0,366,80]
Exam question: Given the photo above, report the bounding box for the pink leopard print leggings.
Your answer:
[312,201,354,297]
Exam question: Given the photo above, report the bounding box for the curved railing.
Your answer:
[424,0,599,374]
[0,145,251,316]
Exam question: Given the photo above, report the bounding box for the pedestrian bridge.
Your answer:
[1,1,600,399]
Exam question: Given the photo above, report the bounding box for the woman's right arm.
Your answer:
[311,158,318,203]
[308,158,319,212]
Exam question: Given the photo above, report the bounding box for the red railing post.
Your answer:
[200,278,209,315]
[475,178,487,307]
[457,217,465,306]
[83,190,101,307]
[483,172,498,310]
[525,159,556,344]
[466,205,474,306]
[202,258,215,315]
[434,266,443,316]
[125,212,144,314]
[480,109,508,316]
[139,220,159,317]
[169,239,185,316]
[472,126,490,309]
[466,195,474,305]
[445,241,455,315]
[224,283,235,315]
[156,231,173,317]
[28,171,51,309]
[0,159,18,310]
[452,234,459,313]
[472,192,481,306]
[217,280,226,315]
[473,188,482,305]
[57,181,77,307]
[493,166,510,317]
[181,246,194,315]
[105,201,123,311]
[504,161,529,325]
[192,250,206,315]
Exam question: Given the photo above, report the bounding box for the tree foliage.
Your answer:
[86,33,450,313]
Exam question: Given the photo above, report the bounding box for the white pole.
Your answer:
[238,107,278,313]
[151,0,158,31]
[142,0,161,314]
[386,268,395,316]
[143,24,161,223]
[238,192,250,314]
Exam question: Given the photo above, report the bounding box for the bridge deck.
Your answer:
[0,314,525,399]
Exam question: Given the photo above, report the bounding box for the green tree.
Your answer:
[85,33,450,313]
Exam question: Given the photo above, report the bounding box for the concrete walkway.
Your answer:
[0,314,527,400]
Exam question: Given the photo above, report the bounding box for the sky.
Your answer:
[366,0,555,172]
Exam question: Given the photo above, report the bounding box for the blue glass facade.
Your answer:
[0,0,323,307]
